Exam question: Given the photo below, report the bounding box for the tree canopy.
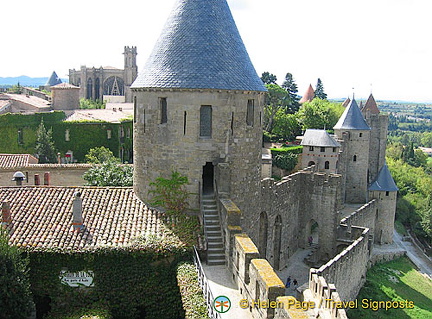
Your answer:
[314,78,327,100]
[297,98,344,130]
[260,72,277,85]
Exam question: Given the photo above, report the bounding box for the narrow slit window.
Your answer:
[133,96,137,123]
[246,99,254,126]
[200,105,212,137]
[160,97,167,124]
[353,155,357,162]
[231,112,234,135]
[183,111,187,135]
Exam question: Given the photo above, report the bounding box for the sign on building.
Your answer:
[59,270,94,287]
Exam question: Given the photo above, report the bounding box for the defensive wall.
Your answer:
[257,169,342,269]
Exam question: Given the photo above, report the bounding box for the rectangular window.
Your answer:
[320,147,325,152]
[200,105,212,137]
[333,147,336,152]
[18,129,23,145]
[246,99,254,126]
[160,97,167,124]
[309,146,314,151]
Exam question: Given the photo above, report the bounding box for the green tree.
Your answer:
[260,72,277,85]
[85,146,118,164]
[35,119,57,163]
[83,147,132,186]
[281,73,300,113]
[297,98,344,130]
[314,78,327,100]
[83,161,133,186]
[79,98,106,109]
[263,83,290,132]
[272,109,301,141]
[0,230,34,318]
[149,171,189,215]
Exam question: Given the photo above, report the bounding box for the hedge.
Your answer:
[29,249,190,319]
[0,112,133,162]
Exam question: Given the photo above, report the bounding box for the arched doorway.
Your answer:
[259,212,268,258]
[202,162,214,195]
[308,161,315,166]
[273,215,282,270]
[307,219,319,247]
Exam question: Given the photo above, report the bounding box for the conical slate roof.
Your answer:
[368,163,399,192]
[333,98,370,130]
[45,71,62,86]
[362,94,380,114]
[299,84,315,104]
[132,0,266,92]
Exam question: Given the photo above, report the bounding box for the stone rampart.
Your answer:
[314,227,370,301]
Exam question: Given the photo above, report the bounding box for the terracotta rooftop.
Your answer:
[342,98,351,107]
[64,109,133,123]
[51,83,79,90]
[299,84,315,104]
[0,154,38,168]
[362,93,380,115]
[1,93,51,110]
[0,186,175,251]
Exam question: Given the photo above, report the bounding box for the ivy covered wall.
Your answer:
[0,112,133,163]
[29,249,189,319]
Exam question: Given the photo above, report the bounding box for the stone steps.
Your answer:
[202,194,225,266]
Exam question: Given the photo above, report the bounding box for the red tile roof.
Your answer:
[362,94,380,114]
[299,84,315,104]
[0,186,176,251]
[0,154,39,168]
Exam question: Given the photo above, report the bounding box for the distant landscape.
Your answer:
[0,76,68,87]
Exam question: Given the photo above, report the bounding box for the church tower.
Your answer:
[123,46,138,103]
[131,0,266,213]
[334,98,371,203]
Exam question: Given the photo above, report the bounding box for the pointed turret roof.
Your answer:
[362,94,380,114]
[132,0,266,92]
[299,84,315,104]
[342,97,351,107]
[45,71,62,86]
[368,163,399,192]
[333,98,371,130]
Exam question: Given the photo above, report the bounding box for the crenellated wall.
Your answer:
[254,170,342,269]
[313,226,371,301]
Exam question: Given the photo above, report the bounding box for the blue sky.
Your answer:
[2,0,431,102]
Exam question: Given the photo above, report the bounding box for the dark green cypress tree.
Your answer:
[35,119,57,163]
[281,73,300,113]
[314,78,327,100]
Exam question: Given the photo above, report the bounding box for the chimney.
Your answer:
[72,191,83,231]
[2,201,11,228]
[34,174,40,186]
[44,172,50,185]
[12,171,26,186]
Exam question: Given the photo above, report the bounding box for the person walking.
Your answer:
[286,276,291,288]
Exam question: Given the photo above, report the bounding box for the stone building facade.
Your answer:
[69,46,137,103]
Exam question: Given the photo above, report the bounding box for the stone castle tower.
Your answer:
[131,0,266,212]
[334,99,371,203]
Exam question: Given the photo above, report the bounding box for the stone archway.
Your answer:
[307,219,319,247]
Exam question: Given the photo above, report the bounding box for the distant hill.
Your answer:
[0,76,68,87]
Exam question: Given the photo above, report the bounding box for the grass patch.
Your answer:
[395,220,408,236]
[349,257,432,319]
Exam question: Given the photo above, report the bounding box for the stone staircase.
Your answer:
[202,194,225,265]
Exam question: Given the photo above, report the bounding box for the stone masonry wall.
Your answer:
[133,88,265,215]
[0,164,91,186]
